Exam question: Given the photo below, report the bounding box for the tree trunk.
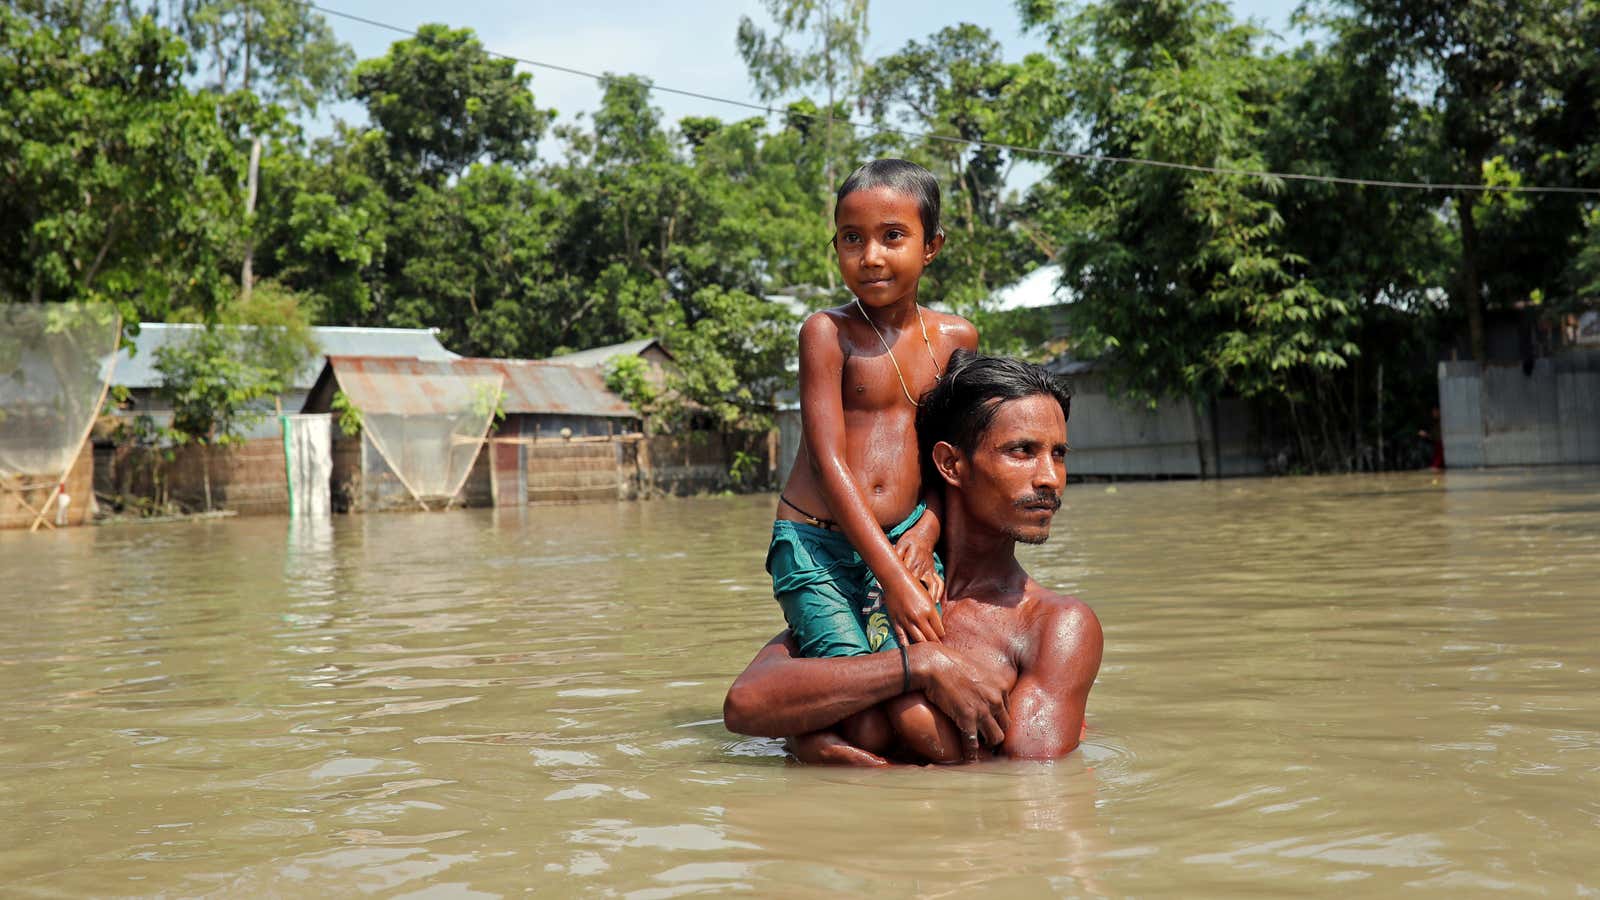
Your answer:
[1457,189,1487,364]
[242,3,252,90]
[203,448,213,512]
[239,5,258,303]
[241,136,261,302]
[1376,363,1385,471]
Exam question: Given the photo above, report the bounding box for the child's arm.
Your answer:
[894,486,945,609]
[797,313,944,644]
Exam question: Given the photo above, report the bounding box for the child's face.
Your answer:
[834,186,944,309]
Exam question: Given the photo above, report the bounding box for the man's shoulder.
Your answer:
[1022,588,1102,670]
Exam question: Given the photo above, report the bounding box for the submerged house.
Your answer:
[92,325,462,516]
[301,356,642,511]
[106,324,461,439]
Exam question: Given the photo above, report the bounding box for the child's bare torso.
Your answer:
[780,304,974,528]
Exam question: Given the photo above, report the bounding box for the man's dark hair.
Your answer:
[916,350,1072,485]
[836,158,943,243]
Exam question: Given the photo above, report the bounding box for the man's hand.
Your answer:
[910,643,1011,755]
[884,578,944,646]
[894,535,945,609]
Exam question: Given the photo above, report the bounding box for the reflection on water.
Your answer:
[2,467,1597,895]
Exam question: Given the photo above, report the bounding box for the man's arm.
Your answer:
[1000,599,1104,760]
[723,631,1012,746]
[724,632,907,737]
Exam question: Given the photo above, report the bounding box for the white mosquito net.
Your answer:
[336,368,502,507]
[0,303,120,481]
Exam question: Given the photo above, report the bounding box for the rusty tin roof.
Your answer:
[322,356,636,418]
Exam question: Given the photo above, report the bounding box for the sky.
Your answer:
[308,0,1309,141]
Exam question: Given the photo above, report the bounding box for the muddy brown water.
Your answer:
[2,467,1597,896]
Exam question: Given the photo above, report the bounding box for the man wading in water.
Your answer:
[726,353,1103,764]
[766,158,978,764]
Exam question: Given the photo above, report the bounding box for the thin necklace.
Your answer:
[853,298,943,407]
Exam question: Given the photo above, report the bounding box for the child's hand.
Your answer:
[885,579,944,646]
[895,537,945,609]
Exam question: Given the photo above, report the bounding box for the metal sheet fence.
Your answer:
[774,375,1267,482]
[1439,352,1600,467]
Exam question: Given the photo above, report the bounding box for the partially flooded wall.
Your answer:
[1,442,94,529]
[98,438,290,516]
[1440,352,1600,467]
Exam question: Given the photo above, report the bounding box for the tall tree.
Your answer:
[352,24,551,188]
[177,0,351,113]
[1017,0,1355,410]
[384,164,567,357]
[252,125,390,324]
[174,0,353,304]
[861,24,1046,350]
[737,0,870,290]
[1322,0,1598,362]
[0,8,242,322]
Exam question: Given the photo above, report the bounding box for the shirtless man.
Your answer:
[769,159,977,764]
[726,353,1104,764]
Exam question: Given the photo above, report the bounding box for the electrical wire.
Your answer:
[308,2,1600,197]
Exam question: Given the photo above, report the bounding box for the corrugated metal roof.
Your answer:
[324,356,636,419]
[541,337,670,369]
[114,324,460,389]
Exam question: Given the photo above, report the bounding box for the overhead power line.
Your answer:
[309,2,1600,197]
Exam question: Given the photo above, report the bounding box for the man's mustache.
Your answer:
[1016,491,1061,511]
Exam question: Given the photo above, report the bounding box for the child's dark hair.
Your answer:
[916,350,1072,486]
[836,158,943,244]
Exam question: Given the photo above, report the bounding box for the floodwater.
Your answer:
[2,468,1597,897]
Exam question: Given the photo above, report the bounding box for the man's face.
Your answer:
[953,394,1069,544]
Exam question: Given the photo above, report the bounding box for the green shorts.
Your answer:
[766,502,943,658]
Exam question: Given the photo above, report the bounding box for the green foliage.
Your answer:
[352,24,552,186]
[254,125,390,323]
[155,286,317,445]
[1317,0,1600,361]
[177,0,354,113]
[737,0,870,104]
[737,0,873,292]
[0,9,243,321]
[1021,0,1356,403]
[382,164,567,355]
[155,327,284,445]
[656,286,797,431]
[729,448,763,488]
[331,389,363,437]
[1576,209,1600,307]
[13,3,1599,479]
[471,382,507,427]
[603,355,659,413]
